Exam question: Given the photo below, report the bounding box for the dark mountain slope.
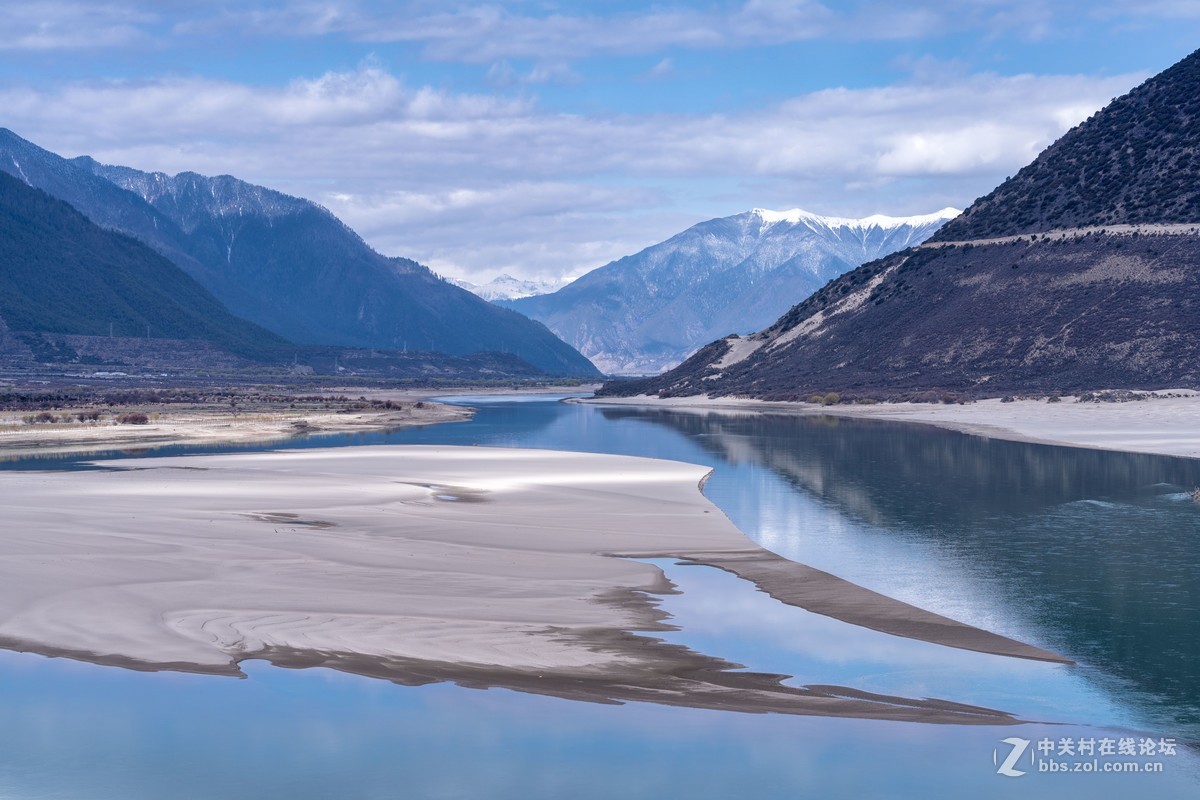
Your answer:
[0,170,287,360]
[600,49,1200,399]
[934,49,1200,240]
[0,129,207,276]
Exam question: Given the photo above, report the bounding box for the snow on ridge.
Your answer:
[90,163,309,221]
[444,272,568,301]
[751,206,960,230]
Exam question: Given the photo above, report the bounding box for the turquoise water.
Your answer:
[1,394,1198,798]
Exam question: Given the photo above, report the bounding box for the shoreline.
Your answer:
[0,397,473,461]
[582,392,1200,461]
[0,384,599,461]
[0,444,1066,724]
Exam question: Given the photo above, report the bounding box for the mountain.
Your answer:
[78,159,598,377]
[932,50,1200,241]
[598,49,1200,400]
[507,208,957,374]
[0,130,598,377]
[450,273,568,302]
[0,170,287,360]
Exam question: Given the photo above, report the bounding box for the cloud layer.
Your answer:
[0,62,1139,282]
[1,1,1181,282]
[7,2,1189,58]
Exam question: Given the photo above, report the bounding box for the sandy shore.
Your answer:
[0,401,471,460]
[0,445,1064,723]
[587,392,1200,460]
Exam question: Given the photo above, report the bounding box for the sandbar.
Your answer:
[0,445,1065,723]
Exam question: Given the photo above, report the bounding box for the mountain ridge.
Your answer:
[450,273,568,302]
[0,130,598,377]
[509,206,957,374]
[932,49,1200,242]
[78,158,598,376]
[598,48,1200,399]
[0,169,289,362]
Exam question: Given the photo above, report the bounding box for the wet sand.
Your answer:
[0,445,1065,723]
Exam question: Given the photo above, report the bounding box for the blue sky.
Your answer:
[2,1,1199,282]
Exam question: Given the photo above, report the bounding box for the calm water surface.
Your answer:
[1,394,1198,798]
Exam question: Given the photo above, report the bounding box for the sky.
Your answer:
[2,2,1199,284]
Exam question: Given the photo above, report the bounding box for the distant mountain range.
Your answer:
[600,48,1200,399]
[507,207,957,374]
[0,129,598,378]
[450,273,568,302]
[0,169,552,380]
[0,170,287,361]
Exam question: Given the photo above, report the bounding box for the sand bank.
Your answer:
[587,393,1200,459]
[0,445,1064,723]
[0,401,470,460]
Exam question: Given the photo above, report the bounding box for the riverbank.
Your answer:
[0,445,1065,724]
[0,382,607,460]
[0,395,472,460]
[585,392,1200,460]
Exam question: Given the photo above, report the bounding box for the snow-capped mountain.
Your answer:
[599,49,1200,399]
[507,207,959,374]
[450,274,569,302]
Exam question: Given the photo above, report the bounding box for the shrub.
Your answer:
[821,392,840,406]
[77,410,102,422]
[116,412,149,425]
[809,395,825,404]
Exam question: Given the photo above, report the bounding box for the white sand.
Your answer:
[0,445,1061,721]
[589,393,1200,459]
[0,447,721,671]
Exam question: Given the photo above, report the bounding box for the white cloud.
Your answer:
[0,2,156,50]
[0,64,1142,281]
[160,1,837,61]
[486,60,579,88]
[154,1,1115,61]
[644,58,676,80]
[320,182,670,284]
[3,1,1189,60]
[1094,0,1200,20]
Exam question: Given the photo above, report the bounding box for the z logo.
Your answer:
[994,737,1031,777]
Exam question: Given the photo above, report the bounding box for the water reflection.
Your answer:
[602,407,1200,735]
[0,588,1195,800]
[645,558,1127,728]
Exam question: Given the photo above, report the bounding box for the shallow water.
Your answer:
[1,394,1198,798]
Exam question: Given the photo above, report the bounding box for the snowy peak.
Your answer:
[451,273,569,302]
[749,206,961,230]
[732,206,962,263]
[510,204,957,375]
